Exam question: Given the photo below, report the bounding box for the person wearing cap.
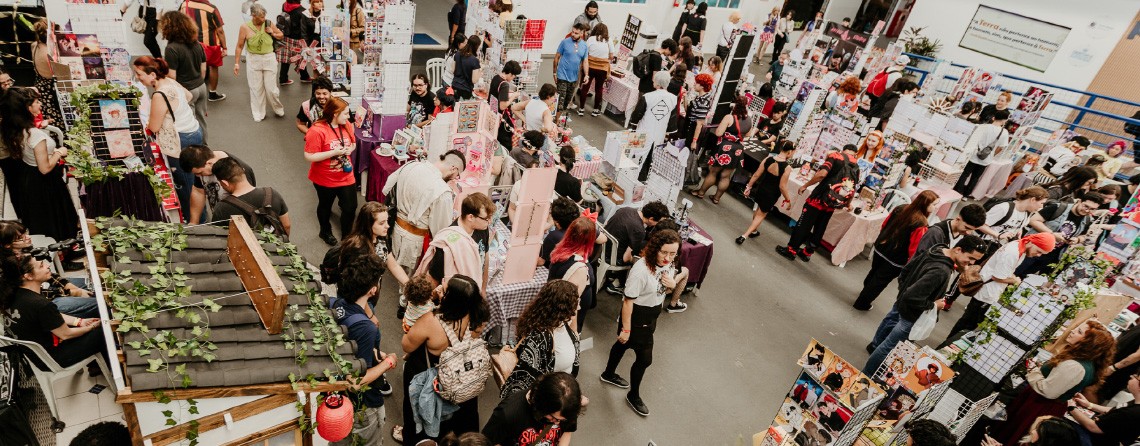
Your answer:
[939,233,1055,347]
[866,54,909,109]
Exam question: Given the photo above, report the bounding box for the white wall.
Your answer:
[514,0,780,55]
[822,0,862,26]
[904,0,1140,90]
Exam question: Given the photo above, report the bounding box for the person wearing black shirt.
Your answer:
[489,61,522,112]
[209,157,292,236]
[447,0,466,43]
[1018,192,1103,277]
[1099,323,1140,401]
[1069,386,1140,446]
[539,197,579,266]
[554,148,583,203]
[482,372,583,446]
[2,255,105,368]
[407,74,437,128]
[296,77,334,134]
[638,39,678,94]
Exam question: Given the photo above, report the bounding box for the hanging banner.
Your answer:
[958,5,1071,72]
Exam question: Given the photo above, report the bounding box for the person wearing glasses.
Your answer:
[0,68,13,92]
[414,192,494,288]
[407,74,436,128]
[600,229,680,417]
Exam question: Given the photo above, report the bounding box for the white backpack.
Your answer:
[435,320,492,404]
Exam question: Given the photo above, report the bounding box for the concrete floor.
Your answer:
[198,6,970,444]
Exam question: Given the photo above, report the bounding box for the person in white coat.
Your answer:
[631,71,677,149]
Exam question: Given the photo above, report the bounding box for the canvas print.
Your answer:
[798,339,835,379]
[789,372,824,409]
[820,357,856,394]
[60,57,85,80]
[99,99,129,129]
[903,353,954,393]
[105,129,134,159]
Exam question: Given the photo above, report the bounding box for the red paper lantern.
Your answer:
[316,394,354,442]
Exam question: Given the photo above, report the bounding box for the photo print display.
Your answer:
[105,129,134,158]
[809,394,853,439]
[775,397,805,434]
[789,372,824,409]
[903,354,954,392]
[99,99,129,128]
[798,339,835,379]
[876,386,916,421]
[874,341,920,389]
[56,33,102,58]
[820,357,856,395]
[840,374,885,410]
[794,416,833,446]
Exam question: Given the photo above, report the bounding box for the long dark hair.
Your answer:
[879,190,937,245]
[1029,416,1080,446]
[460,35,481,58]
[0,221,27,252]
[436,275,490,328]
[516,280,578,339]
[678,36,694,65]
[339,201,387,265]
[1043,166,1097,196]
[529,372,583,432]
[0,253,32,314]
[0,87,40,160]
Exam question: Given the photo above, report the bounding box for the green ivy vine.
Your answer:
[62,83,173,204]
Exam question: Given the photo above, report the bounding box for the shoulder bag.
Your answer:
[154,90,182,158]
[131,5,147,34]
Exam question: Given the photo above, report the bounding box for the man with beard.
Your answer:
[553,22,589,121]
[295,76,333,134]
[382,150,466,278]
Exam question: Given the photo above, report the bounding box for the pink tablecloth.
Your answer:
[907,183,963,219]
[603,75,640,127]
[968,160,1014,200]
[821,209,890,266]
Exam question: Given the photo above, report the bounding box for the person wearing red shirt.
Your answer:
[304,97,358,245]
[183,0,227,102]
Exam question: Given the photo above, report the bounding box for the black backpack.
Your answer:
[819,156,860,209]
[632,50,656,80]
[982,197,1017,227]
[276,10,292,37]
[220,188,289,241]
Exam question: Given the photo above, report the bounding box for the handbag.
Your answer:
[154,90,182,158]
[131,5,147,34]
[909,307,939,341]
[490,335,524,389]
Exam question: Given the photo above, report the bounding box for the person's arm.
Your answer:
[1111,346,1140,372]
[906,227,928,260]
[303,132,349,163]
[146,92,167,133]
[1072,393,1111,414]
[1066,400,1105,435]
[34,140,66,175]
[567,267,589,298]
[349,348,397,391]
[1027,360,1087,399]
[559,432,573,446]
[296,118,310,134]
[387,256,410,286]
[428,193,455,236]
[553,51,562,81]
[268,20,284,40]
[778,165,793,203]
[278,213,292,235]
[189,187,206,224]
[898,270,950,312]
[402,313,432,353]
[690,117,705,151]
[798,161,831,194]
[745,159,768,192]
[617,297,634,344]
[215,27,227,54]
[622,247,634,263]
[50,317,100,341]
[233,25,249,75]
[542,107,555,133]
[630,96,648,124]
[714,114,732,137]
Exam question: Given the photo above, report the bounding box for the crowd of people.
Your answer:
[6,1,1140,446]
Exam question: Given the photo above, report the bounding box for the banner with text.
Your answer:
[958,5,1071,72]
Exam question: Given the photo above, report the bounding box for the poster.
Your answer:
[329,61,347,84]
[809,394,853,439]
[788,372,824,409]
[56,33,101,57]
[903,354,954,392]
[98,99,129,128]
[793,416,833,446]
[798,339,835,379]
[104,129,134,158]
[840,374,885,410]
[959,5,1071,72]
[820,357,856,394]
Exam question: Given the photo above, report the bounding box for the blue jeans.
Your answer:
[168,128,202,222]
[862,303,915,376]
[53,278,98,318]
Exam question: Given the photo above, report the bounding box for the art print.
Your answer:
[329,62,347,84]
[457,102,481,133]
[797,339,835,379]
[61,57,85,80]
[903,354,954,393]
[98,100,129,129]
[83,57,105,80]
[759,426,789,446]
[793,416,833,446]
[788,372,824,409]
[876,386,916,421]
[1100,219,1140,261]
[820,357,856,394]
[809,394,853,439]
[840,374,885,410]
[874,341,919,388]
[104,129,134,159]
[775,397,805,432]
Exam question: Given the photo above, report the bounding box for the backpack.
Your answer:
[434,319,492,404]
[320,243,343,285]
[276,10,292,37]
[632,50,656,80]
[329,297,373,333]
[819,156,860,209]
[220,188,289,240]
[982,197,1017,227]
[865,68,897,97]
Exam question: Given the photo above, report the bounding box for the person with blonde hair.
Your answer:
[715,12,742,61]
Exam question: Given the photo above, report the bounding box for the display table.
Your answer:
[967,159,1014,200]
[901,182,962,220]
[484,267,549,344]
[775,176,892,266]
[353,127,383,189]
[588,182,639,222]
[681,221,715,288]
[570,156,604,179]
[601,75,639,128]
[365,149,405,203]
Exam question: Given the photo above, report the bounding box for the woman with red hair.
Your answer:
[826,76,861,114]
[547,217,598,333]
[856,130,885,161]
[1087,140,1127,182]
[989,319,1116,446]
[304,97,358,245]
[682,73,715,154]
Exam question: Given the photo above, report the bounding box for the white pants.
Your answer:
[246,52,284,120]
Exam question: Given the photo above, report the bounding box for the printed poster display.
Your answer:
[809,394,853,441]
[903,354,954,393]
[501,167,556,284]
[104,129,133,158]
[98,99,129,128]
[959,5,1071,72]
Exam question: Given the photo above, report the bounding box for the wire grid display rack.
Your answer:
[918,162,962,186]
[506,49,543,96]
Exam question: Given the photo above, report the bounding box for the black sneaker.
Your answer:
[865,343,876,354]
[748,231,761,238]
[852,304,873,311]
[208,91,227,101]
[797,249,813,262]
[775,245,797,260]
[665,302,688,313]
[319,232,338,246]
[396,305,406,319]
[600,373,630,389]
[603,281,623,295]
[735,236,746,245]
[378,375,393,396]
[591,111,601,117]
[626,393,649,416]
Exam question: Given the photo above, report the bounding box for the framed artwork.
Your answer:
[457,102,481,133]
[329,62,347,83]
[99,100,129,129]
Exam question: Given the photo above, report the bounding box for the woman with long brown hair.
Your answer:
[29,20,63,127]
[989,320,1115,446]
[851,190,939,311]
[303,97,358,245]
[1042,166,1098,202]
[335,201,409,289]
[601,229,681,417]
[500,280,580,398]
[0,88,77,241]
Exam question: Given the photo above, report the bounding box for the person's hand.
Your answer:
[234,63,240,76]
[981,435,1001,446]
[72,288,94,298]
[54,147,69,158]
[934,298,947,310]
[383,352,398,368]
[432,284,444,302]
[660,273,676,289]
[798,185,807,195]
[1073,393,1090,408]
[765,72,773,81]
[744,186,752,196]
[81,318,101,328]
[1010,276,1022,287]
[617,330,630,344]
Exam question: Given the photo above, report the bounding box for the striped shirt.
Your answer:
[184,0,224,46]
[688,92,712,123]
[402,301,437,333]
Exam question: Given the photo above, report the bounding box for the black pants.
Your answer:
[454,88,474,101]
[52,329,108,368]
[604,341,653,398]
[941,298,991,348]
[716,45,731,61]
[280,62,311,83]
[142,7,161,58]
[788,204,834,252]
[771,35,788,58]
[313,183,358,237]
[954,161,988,196]
[853,254,903,310]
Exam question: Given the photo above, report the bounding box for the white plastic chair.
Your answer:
[0,326,113,429]
[426,58,445,91]
[595,240,632,293]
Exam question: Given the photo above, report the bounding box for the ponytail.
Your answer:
[132,56,171,79]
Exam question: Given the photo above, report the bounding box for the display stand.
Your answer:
[709,34,755,125]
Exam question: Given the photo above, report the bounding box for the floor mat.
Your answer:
[413,33,440,45]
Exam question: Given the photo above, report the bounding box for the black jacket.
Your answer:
[870,91,900,119]
[914,219,953,256]
[896,244,955,322]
